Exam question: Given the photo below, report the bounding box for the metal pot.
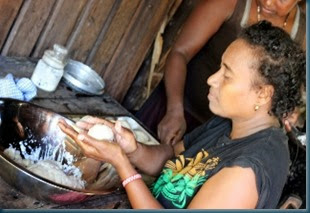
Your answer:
[0,98,116,204]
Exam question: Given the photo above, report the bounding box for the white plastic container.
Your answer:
[31,44,68,92]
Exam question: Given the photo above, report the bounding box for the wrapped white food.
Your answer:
[134,130,149,142]
[118,120,131,129]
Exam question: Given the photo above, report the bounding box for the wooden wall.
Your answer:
[0,0,176,102]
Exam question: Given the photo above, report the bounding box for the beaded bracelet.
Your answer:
[122,174,142,187]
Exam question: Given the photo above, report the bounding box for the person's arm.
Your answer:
[58,119,184,209]
[188,166,258,209]
[59,120,164,208]
[109,140,183,209]
[127,139,185,176]
[113,152,164,208]
[158,0,238,144]
[116,140,185,208]
[59,117,186,176]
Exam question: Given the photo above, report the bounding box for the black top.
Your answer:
[151,116,290,209]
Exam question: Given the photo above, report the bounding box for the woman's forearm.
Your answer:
[127,142,174,176]
[115,154,163,209]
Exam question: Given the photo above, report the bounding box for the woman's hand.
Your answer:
[76,116,138,154]
[157,110,186,145]
[58,119,123,165]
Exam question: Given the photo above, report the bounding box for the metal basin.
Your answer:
[0,98,117,204]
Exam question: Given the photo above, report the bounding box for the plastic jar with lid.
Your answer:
[31,44,68,92]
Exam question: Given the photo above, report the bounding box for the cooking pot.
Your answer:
[0,98,117,204]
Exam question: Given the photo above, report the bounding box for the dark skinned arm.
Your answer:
[127,139,185,176]
[158,0,238,144]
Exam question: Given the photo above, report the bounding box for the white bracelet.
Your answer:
[122,174,142,187]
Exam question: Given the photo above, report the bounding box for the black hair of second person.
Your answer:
[239,20,306,120]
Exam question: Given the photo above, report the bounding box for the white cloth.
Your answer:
[0,73,37,101]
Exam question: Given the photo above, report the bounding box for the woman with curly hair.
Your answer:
[59,21,305,209]
[136,0,306,145]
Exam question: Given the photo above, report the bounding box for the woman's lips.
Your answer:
[207,91,216,101]
[261,6,275,15]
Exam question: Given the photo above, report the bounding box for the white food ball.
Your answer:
[88,124,114,141]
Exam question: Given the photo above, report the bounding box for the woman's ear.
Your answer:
[256,85,274,106]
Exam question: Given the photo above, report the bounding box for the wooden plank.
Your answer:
[1,0,56,57]
[0,56,129,116]
[160,0,200,57]
[147,0,199,94]
[0,56,37,77]
[122,50,152,111]
[0,0,23,50]
[89,0,140,73]
[65,0,96,51]
[122,0,183,110]
[66,0,115,63]
[0,177,56,209]
[51,192,131,209]
[85,0,124,64]
[32,96,129,117]
[103,0,175,102]
[31,0,88,58]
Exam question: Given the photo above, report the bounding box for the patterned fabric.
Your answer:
[152,150,219,208]
[0,74,37,101]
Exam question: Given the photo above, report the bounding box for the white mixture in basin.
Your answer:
[27,160,85,189]
[4,145,85,190]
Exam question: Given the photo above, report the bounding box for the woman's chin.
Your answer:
[208,104,219,115]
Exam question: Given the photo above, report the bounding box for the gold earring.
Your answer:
[254,105,260,111]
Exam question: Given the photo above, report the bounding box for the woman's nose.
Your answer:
[206,71,219,87]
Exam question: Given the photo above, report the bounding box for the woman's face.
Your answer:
[207,39,262,120]
[256,0,300,18]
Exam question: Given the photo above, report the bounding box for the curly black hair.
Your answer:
[239,20,306,120]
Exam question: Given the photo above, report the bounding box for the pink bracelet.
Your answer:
[122,174,142,187]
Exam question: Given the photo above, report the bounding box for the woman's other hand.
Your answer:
[113,120,137,154]
[157,110,186,145]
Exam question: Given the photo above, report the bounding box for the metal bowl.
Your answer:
[0,98,117,204]
[63,60,105,95]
